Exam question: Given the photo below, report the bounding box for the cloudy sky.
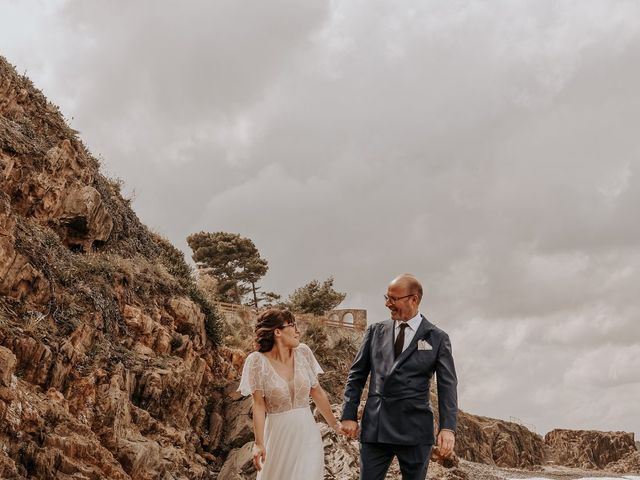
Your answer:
[2,0,639,437]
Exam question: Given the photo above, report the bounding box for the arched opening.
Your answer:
[329,313,339,324]
[342,312,354,325]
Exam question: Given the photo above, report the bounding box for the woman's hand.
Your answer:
[331,421,345,436]
[250,392,267,470]
[252,442,266,471]
[311,384,354,439]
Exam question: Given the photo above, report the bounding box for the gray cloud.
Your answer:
[2,0,639,435]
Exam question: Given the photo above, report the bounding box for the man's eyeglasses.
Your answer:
[384,294,415,303]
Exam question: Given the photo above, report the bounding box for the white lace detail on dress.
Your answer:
[298,343,324,388]
[237,344,324,414]
[238,351,264,396]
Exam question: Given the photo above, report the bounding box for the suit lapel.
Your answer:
[377,320,395,374]
[388,316,433,377]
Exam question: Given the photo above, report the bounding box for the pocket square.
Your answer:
[418,340,432,351]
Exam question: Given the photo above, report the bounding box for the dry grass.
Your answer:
[0,300,15,330]
[220,309,256,351]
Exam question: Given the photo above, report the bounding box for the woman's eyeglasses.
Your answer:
[280,322,297,329]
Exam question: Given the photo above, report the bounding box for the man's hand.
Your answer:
[341,419,360,439]
[436,429,455,458]
[252,442,266,471]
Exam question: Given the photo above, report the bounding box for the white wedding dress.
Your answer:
[238,343,325,480]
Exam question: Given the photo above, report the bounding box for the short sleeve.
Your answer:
[298,343,324,387]
[238,352,264,396]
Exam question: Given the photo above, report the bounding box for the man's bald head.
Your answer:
[389,274,423,302]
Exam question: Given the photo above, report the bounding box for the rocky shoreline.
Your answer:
[214,392,639,480]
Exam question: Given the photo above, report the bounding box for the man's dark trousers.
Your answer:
[360,442,433,480]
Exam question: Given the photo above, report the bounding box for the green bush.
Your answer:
[188,285,223,346]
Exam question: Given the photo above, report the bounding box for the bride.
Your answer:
[238,309,344,479]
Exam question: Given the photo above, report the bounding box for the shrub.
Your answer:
[188,285,223,346]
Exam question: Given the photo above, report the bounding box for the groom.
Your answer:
[341,274,458,480]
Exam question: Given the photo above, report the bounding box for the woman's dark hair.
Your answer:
[255,309,296,352]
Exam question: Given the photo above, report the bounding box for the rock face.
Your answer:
[1,116,113,252]
[454,411,546,468]
[0,51,114,254]
[545,429,637,469]
[217,441,255,480]
[0,346,16,387]
[0,192,51,304]
[0,55,231,479]
[432,384,545,469]
[607,451,640,473]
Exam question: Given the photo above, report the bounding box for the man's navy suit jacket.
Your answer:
[341,315,458,445]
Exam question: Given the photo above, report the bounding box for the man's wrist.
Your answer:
[439,428,455,435]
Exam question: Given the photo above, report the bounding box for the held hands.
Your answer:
[331,420,352,438]
[252,442,266,471]
[340,419,360,439]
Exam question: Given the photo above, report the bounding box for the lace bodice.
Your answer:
[238,343,324,414]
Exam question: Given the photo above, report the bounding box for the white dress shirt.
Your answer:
[394,312,423,353]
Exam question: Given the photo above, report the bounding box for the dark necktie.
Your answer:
[394,322,409,359]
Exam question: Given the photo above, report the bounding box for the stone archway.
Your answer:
[326,309,367,331]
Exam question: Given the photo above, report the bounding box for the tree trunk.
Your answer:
[232,282,241,304]
[251,282,259,311]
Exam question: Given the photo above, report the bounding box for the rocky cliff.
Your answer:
[545,429,637,470]
[0,55,240,479]
[454,411,545,468]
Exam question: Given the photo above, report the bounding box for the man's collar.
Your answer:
[395,311,422,330]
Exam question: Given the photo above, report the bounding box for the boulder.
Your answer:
[59,185,113,251]
[0,346,16,387]
[224,396,254,449]
[217,441,255,480]
[544,429,636,469]
[123,305,173,355]
[166,297,207,349]
[607,451,640,473]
